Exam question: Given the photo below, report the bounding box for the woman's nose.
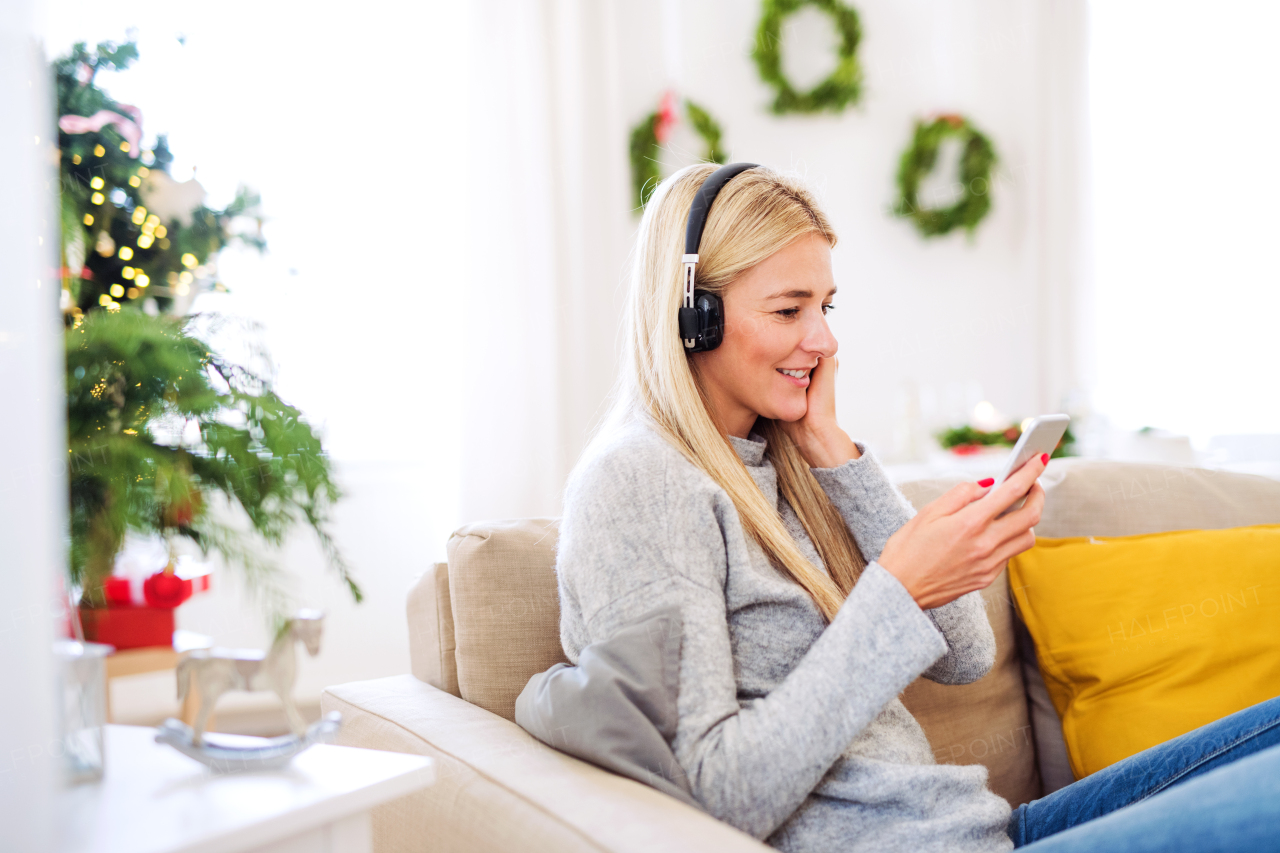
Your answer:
[804,313,838,358]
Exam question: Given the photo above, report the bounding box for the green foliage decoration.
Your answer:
[893,114,998,239]
[66,310,361,614]
[751,0,863,115]
[55,39,265,315]
[629,94,727,210]
[935,423,1077,458]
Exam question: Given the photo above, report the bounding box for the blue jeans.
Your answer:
[1007,693,1280,851]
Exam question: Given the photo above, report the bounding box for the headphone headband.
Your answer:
[684,162,759,256]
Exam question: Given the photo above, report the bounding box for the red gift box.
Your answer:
[79,603,175,650]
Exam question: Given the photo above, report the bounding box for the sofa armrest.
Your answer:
[321,675,768,853]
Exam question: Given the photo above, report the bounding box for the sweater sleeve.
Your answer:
[556,441,949,840]
[810,442,997,686]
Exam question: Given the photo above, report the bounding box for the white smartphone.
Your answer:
[991,414,1070,518]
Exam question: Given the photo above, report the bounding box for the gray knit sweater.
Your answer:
[555,417,1015,853]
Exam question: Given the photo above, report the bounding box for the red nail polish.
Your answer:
[977,477,994,487]
[1040,453,1050,464]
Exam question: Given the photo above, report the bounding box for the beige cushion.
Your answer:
[897,477,1039,809]
[407,562,458,696]
[1017,458,1280,790]
[322,675,769,853]
[447,518,569,721]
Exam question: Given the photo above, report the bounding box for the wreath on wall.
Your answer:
[751,0,863,115]
[893,114,998,238]
[629,91,727,210]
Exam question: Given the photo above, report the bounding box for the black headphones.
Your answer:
[677,162,759,353]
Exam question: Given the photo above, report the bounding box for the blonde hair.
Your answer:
[597,163,866,622]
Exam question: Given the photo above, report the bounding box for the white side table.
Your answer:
[56,724,434,853]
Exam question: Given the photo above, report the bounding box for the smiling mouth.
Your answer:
[777,368,811,379]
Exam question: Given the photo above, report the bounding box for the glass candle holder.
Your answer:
[53,639,114,785]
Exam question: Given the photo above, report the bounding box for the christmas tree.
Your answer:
[55,39,359,624]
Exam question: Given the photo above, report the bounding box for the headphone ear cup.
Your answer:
[693,290,724,352]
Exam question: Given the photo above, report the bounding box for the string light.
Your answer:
[181,253,198,268]
[90,176,104,190]
[83,213,94,226]
[90,192,104,205]
[155,225,167,239]
[93,144,105,157]
[72,154,81,165]
[122,267,135,280]
[131,206,147,225]
[118,246,134,261]
[138,166,149,177]
[178,271,193,285]
[109,284,124,297]
[128,175,141,187]
[98,294,111,306]
[175,282,190,296]
[137,234,154,249]
[135,273,150,288]
[119,141,130,153]
[126,287,139,299]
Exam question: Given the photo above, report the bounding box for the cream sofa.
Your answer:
[321,459,1280,853]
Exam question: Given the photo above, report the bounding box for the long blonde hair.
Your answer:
[597,163,866,622]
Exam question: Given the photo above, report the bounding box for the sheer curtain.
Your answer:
[1089,2,1280,445]
[463,0,632,521]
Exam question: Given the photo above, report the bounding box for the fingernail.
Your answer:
[1040,453,1050,464]
[977,477,994,487]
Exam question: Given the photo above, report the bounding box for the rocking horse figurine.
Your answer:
[157,610,342,771]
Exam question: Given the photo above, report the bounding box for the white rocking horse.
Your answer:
[177,610,325,745]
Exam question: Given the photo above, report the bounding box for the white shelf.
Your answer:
[56,725,434,853]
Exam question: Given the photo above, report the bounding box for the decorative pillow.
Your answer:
[1008,524,1280,779]
[514,605,699,808]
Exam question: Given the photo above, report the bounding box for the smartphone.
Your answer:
[991,414,1070,518]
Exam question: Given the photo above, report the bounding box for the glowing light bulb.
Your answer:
[93,144,105,157]
[181,253,198,269]
[90,192,104,205]
[155,225,167,239]
[127,287,139,299]
[137,234,154,249]
[90,176,104,190]
[138,166,149,176]
[178,271,193,285]
[131,206,147,225]
[72,154,81,165]
[122,267,135,280]
[119,141,130,153]
[128,175,141,187]
[82,213,94,226]
[98,294,111,306]
[109,284,124,298]
[118,246,134,261]
[135,273,150,288]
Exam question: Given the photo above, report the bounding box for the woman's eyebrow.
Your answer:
[764,286,838,299]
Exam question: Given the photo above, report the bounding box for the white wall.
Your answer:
[0,0,59,846]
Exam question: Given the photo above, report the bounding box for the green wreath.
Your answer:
[752,0,863,115]
[893,114,998,238]
[629,96,726,210]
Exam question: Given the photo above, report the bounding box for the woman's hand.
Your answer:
[779,355,861,468]
[878,453,1049,610]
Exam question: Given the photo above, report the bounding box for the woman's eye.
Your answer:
[777,307,800,318]
[822,303,836,315]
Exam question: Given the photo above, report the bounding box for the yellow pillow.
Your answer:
[1008,524,1280,780]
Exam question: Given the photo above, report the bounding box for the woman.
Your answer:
[552,163,1280,853]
